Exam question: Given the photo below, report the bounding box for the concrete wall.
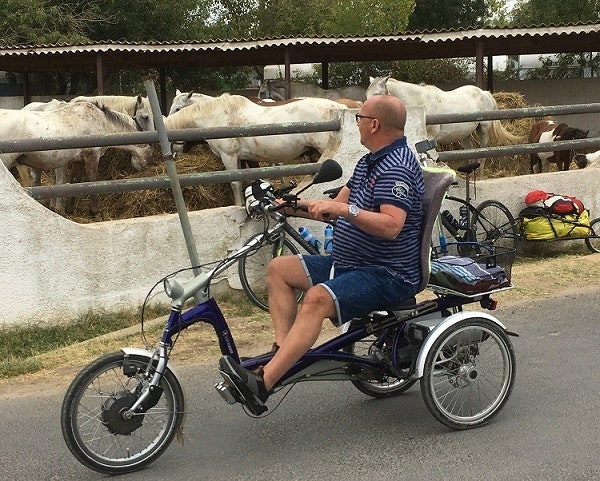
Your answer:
[2,106,599,326]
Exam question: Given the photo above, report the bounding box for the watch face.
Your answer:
[349,204,359,217]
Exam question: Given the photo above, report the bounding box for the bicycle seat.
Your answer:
[457,162,481,175]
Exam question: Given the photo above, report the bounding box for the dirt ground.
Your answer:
[2,249,599,399]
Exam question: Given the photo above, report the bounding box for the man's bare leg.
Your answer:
[266,255,311,346]
[262,285,336,390]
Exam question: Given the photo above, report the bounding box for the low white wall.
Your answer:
[2,106,598,326]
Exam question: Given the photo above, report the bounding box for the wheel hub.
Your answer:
[101,391,144,435]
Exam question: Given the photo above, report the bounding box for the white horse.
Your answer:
[366,76,523,175]
[71,94,155,132]
[2,101,154,214]
[164,93,346,205]
[258,79,367,102]
[168,90,214,115]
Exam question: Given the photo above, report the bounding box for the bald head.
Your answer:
[357,94,408,152]
[363,94,407,133]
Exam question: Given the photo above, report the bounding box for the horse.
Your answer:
[528,120,589,173]
[168,89,311,116]
[258,79,367,102]
[366,76,523,176]
[71,94,155,132]
[1,101,154,214]
[164,93,346,205]
[22,99,68,111]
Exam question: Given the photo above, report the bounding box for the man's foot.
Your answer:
[240,342,280,362]
[219,356,270,415]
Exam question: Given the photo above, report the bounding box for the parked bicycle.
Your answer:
[416,139,518,253]
[61,161,517,475]
[238,179,339,311]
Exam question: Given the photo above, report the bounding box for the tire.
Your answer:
[474,200,518,250]
[585,217,600,253]
[61,352,185,475]
[420,318,516,430]
[343,330,417,397]
[238,233,301,311]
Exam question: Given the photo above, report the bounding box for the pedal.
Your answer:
[218,370,268,416]
[214,381,239,405]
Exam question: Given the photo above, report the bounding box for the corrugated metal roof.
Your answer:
[1,25,599,72]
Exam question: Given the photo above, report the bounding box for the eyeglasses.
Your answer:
[355,113,377,124]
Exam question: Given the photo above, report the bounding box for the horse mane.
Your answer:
[89,101,135,130]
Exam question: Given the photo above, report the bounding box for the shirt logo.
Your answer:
[392,181,410,199]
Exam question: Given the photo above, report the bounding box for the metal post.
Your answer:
[143,75,202,277]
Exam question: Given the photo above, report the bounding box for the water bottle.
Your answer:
[298,226,322,250]
[458,205,469,229]
[441,210,460,233]
[324,224,334,254]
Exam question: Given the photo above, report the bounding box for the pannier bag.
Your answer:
[429,244,514,295]
[519,209,590,240]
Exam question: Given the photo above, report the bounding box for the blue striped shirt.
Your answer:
[332,137,424,285]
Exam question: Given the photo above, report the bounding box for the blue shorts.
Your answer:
[299,254,419,326]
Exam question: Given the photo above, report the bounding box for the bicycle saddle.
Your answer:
[457,162,481,175]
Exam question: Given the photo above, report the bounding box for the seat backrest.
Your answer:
[417,168,456,293]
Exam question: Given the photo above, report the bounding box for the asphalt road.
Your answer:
[1,288,600,481]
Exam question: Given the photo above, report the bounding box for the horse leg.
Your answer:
[52,167,68,214]
[530,154,542,174]
[65,162,85,214]
[220,153,243,206]
[474,124,491,177]
[82,150,101,215]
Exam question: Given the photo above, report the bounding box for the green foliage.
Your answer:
[510,0,600,26]
[308,58,472,88]
[524,53,600,79]
[408,0,494,30]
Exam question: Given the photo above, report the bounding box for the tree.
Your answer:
[408,0,500,30]
[509,0,600,78]
[0,0,96,46]
[510,0,600,26]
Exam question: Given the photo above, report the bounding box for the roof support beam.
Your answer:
[475,39,484,89]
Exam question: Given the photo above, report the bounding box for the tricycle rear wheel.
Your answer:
[420,318,515,430]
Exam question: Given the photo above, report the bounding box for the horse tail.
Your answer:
[488,119,525,146]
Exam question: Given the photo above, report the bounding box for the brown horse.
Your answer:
[529,120,589,173]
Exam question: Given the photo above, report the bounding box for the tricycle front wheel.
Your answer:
[61,352,185,475]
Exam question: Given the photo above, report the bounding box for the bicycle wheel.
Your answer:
[585,217,600,253]
[474,200,518,249]
[238,233,301,311]
[420,317,516,430]
[61,352,185,475]
[343,328,417,397]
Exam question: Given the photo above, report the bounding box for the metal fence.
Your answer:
[2,102,600,200]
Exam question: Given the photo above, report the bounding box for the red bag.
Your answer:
[525,190,585,215]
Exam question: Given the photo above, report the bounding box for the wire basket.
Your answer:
[429,242,517,295]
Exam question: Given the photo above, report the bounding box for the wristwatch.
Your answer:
[348,204,359,219]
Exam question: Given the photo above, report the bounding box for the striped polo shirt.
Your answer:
[332,137,424,285]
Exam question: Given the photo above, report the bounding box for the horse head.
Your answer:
[130,144,155,171]
[366,76,390,98]
[132,95,154,131]
[574,153,589,169]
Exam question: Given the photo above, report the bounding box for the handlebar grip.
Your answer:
[295,204,309,212]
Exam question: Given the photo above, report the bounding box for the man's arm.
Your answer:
[309,199,406,240]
